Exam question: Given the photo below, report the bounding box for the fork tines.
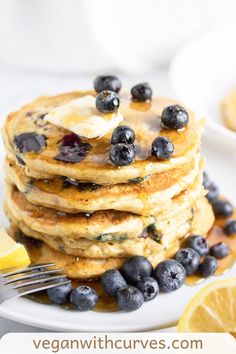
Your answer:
[0,263,70,304]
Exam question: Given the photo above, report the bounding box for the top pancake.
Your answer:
[3,91,203,184]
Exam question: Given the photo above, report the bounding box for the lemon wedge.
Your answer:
[177,278,236,333]
[0,227,31,270]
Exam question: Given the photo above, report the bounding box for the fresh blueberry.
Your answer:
[186,235,209,256]
[161,105,189,130]
[206,182,220,202]
[174,248,200,275]
[210,242,230,259]
[224,220,236,236]
[211,199,234,218]
[96,90,120,113]
[109,143,135,166]
[151,136,174,160]
[136,277,159,301]
[199,256,218,277]
[70,286,98,311]
[47,283,73,305]
[116,285,144,311]
[54,133,91,163]
[14,132,46,153]
[122,256,153,283]
[101,269,127,297]
[131,83,152,102]
[203,171,212,190]
[111,125,135,145]
[94,75,121,93]
[153,259,186,292]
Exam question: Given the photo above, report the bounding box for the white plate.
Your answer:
[0,129,236,332]
[169,25,236,143]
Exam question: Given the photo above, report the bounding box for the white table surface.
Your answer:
[0,66,174,334]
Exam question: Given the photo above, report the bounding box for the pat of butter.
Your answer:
[45,95,123,139]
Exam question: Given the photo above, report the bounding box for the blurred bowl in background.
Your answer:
[169,25,236,143]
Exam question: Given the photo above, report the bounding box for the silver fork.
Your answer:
[0,263,71,304]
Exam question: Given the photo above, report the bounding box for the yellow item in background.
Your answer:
[0,227,30,270]
[177,278,236,334]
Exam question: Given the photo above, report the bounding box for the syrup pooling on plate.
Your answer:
[185,209,236,286]
[27,280,119,312]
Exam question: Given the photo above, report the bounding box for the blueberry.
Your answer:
[224,220,236,236]
[210,242,230,259]
[203,171,212,190]
[70,286,98,311]
[206,182,220,202]
[199,256,218,277]
[186,235,209,256]
[14,132,46,153]
[161,105,189,130]
[94,75,121,93]
[136,277,159,301]
[131,83,152,102]
[54,133,91,163]
[153,259,186,292]
[109,143,135,166]
[211,199,234,218]
[111,125,135,145]
[96,90,120,113]
[122,256,153,283]
[101,269,126,297]
[174,248,200,275]
[116,285,144,311]
[151,136,174,160]
[47,283,73,305]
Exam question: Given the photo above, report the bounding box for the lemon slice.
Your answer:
[177,278,236,333]
[0,227,31,270]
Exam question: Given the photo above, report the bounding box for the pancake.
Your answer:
[5,184,155,241]
[4,154,201,215]
[6,196,214,259]
[10,195,214,279]
[3,91,204,185]
[5,168,206,243]
[221,89,236,132]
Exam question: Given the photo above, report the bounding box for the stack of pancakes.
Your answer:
[2,91,215,279]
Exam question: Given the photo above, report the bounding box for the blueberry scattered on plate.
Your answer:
[47,283,73,305]
[224,219,236,236]
[174,248,200,275]
[14,132,46,153]
[101,269,127,297]
[136,277,159,301]
[96,90,120,113]
[131,83,152,102]
[151,136,174,160]
[111,125,135,145]
[198,256,218,277]
[94,75,121,93]
[211,199,234,218]
[186,235,209,256]
[161,105,189,130]
[153,259,186,292]
[109,143,135,166]
[70,286,98,311]
[116,285,144,311]
[210,242,230,259]
[121,256,153,283]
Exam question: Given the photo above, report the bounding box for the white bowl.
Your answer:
[169,25,236,144]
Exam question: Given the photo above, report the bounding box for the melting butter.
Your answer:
[45,95,123,139]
